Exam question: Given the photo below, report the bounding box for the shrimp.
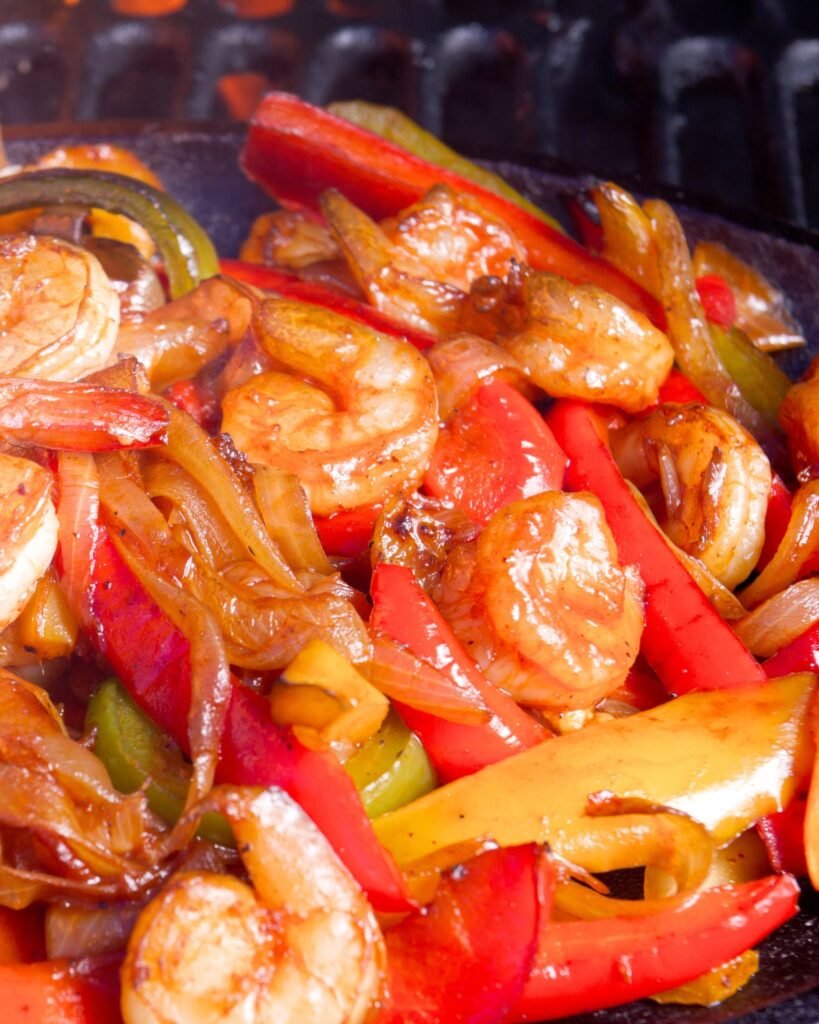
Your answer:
[320,188,467,337]
[611,403,771,589]
[495,268,674,412]
[121,786,385,1024]
[433,491,645,711]
[114,276,254,390]
[0,454,58,633]
[0,234,120,381]
[221,297,439,516]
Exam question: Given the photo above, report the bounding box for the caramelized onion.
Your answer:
[735,579,819,657]
[425,333,530,422]
[252,464,333,576]
[370,632,491,725]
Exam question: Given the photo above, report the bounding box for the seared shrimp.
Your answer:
[0,455,58,632]
[0,234,119,381]
[115,277,254,390]
[433,491,645,710]
[320,189,466,337]
[611,403,771,589]
[221,298,438,516]
[496,269,674,412]
[121,786,384,1024]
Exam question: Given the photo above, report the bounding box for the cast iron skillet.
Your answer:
[6,121,819,1024]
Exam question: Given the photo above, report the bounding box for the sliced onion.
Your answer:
[253,464,333,576]
[370,632,491,725]
[734,578,819,657]
[113,538,231,855]
[645,200,774,448]
[46,901,141,959]
[741,480,819,608]
[55,452,100,633]
[161,401,302,593]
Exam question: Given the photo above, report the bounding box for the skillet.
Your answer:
[5,119,819,1024]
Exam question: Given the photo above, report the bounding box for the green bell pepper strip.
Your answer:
[0,169,218,298]
[327,100,566,234]
[86,679,233,846]
[343,710,437,819]
[710,324,792,428]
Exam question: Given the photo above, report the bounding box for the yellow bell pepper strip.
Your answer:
[510,874,799,1022]
[651,949,759,1007]
[327,99,566,234]
[16,569,77,661]
[0,169,218,298]
[241,93,664,325]
[546,400,767,694]
[344,710,437,819]
[370,563,546,781]
[86,679,232,846]
[373,673,814,871]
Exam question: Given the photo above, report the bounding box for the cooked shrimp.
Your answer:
[221,297,439,516]
[240,209,340,269]
[320,189,466,337]
[496,269,674,412]
[0,454,58,633]
[433,491,645,710]
[0,234,119,381]
[121,786,385,1024]
[611,403,771,589]
[114,276,254,390]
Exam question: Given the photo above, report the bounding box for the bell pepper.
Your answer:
[423,379,567,525]
[219,258,437,350]
[0,906,44,966]
[1,955,123,1024]
[546,400,767,694]
[0,169,217,298]
[759,473,794,570]
[241,94,663,325]
[373,672,814,869]
[59,508,412,912]
[86,679,233,846]
[313,502,382,558]
[377,844,546,1024]
[696,273,736,329]
[655,368,707,405]
[370,563,546,781]
[510,874,799,1022]
[327,100,565,234]
[710,324,792,428]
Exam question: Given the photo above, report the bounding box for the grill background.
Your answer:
[2,0,819,229]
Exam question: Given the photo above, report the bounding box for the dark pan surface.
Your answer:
[6,121,819,1024]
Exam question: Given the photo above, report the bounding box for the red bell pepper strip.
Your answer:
[377,844,547,1024]
[546,400,767,694]
[164,379,217,432]
[423,379,567,525]
[313,503,382,558]
[759,473,795,570]
[0,377,168,451]
[220,258,436,350]
[696,273,737,329]
[510,873,799,1022]
[655,368,708,406]
[370,563,546,781]
[241,94,664,326]
[63,525,412,913]
[1,955,123,1024]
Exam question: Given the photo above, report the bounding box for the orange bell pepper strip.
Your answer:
[241,94,663,325]
[546,399,766,694]
[510,874,799,1022]
[423,379,567,525]
[219,258,437,350]
[370,563,546,781]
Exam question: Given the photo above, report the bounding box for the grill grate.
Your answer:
[1,0,818,229]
